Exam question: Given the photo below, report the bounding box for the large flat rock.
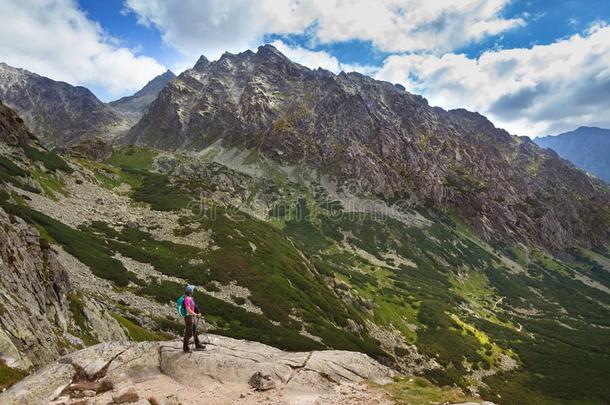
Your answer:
[1,335,395,405]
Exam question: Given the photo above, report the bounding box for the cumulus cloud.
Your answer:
[0,0,166,98]
[376,24,610,136]
[270,40,378,75]
[124,0,523,57]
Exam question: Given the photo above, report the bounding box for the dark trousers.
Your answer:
[183,315,201,349]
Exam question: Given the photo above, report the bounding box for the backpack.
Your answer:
[176,295,187,318]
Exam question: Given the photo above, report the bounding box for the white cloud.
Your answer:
[270,41,341,72]
[269,40,378,75]
[124,0,523,57]
[376,24,610,136]
[0,0,166,98]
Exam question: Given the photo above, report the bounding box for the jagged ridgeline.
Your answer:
[0,46,608,405]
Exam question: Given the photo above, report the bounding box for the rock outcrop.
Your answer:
[0,102,128,373]
[0,336,395,405]
[65,137,113,162]
[0,101,37,146]
[0,206,71,370]
[0,63,127,147]
[124,45,609,251]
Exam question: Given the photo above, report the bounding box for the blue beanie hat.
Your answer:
[185,285,195,294]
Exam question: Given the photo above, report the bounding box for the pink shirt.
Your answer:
[184,296,195,313]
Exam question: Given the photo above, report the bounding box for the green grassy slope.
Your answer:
[1,145,608,404]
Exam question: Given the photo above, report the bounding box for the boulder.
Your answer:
[147,396,162,405]
[0,362,74,404]
[83,389,96,397]
[164,394,181,405]
[248,372,276,391]
[112,387,139,404]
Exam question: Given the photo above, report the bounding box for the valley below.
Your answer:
[0,45,608,405]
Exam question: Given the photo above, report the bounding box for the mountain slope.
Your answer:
[0,63,127,147]
[125,45,609,252]
[535,126,610,183]
[1,99,609,403]
[109,70,175,122]
[0,101,130,389]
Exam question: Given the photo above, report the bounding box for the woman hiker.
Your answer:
[181,285,205,353]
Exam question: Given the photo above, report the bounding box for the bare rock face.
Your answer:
[0,336,394,405]
[0,206,71,370]
[0,100,37,145]
[0,63,127,147]
[124,45,609,251]
[0,103,127,373]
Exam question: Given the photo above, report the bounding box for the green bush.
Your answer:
[22,144,72,173]
[137,280,324,351]
[1,203,133,286]
[0,156,27,177]
[0,359,27,391]
[0,156,38,192]
[104,146,157,171]
[67,293,99,346]
[129,169,193,211]
[112,314,171,341]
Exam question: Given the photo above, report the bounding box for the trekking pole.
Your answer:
[195,315,209,345]
[199,315,208,344]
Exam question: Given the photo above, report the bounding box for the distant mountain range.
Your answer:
[535,127,610,183]
[0,62,127,146]
[0,63,173,147]
[109,70,175,122]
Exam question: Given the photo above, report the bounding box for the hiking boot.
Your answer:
[183,346,191,353]
[195,344,206,350]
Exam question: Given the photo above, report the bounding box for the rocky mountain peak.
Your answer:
[194,44,305,76]
[109,70,176,122]
[193,55,211,71]
[0,62,127,147]
[124,45,609,251]
[256,43,290,61]
[144,69,175,89]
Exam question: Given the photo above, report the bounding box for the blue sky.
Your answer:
[80,0,610,69]
[1,0,609,136]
